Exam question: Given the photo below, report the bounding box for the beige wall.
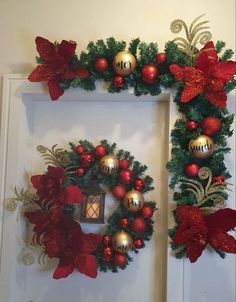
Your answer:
[0,0,235,75]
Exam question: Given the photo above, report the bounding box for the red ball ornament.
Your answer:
[102,247,113,262]
[141,64,158,84]
[213,175,225,183]
[113,253,127,267]
[155,53,167,64]
[184,163,200,177]
[94,57,109,73]
[133,178,145,191]
[131,217,147,234]
[80,152,94,167]
[102,235,112,247]
[75,145,86,155]
[94,145,107,158]
[75,167,85,177]
[119,159,130,169]
[113,75,124,88]
[141,206,154,218]
[112,185,126,199]
[186,120,199,131]
[133,239,144,249]
[118,169,134,184]
[119,218,129,228]
[201,116,222,136]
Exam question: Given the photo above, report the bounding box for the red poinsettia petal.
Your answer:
[80,233,102,253]
[25,210,49,225]
[35,36,56,63]
[181,82,204,102]
[169,64,185,81]
[75,254,98,278]
[175,205,205,225]
[211,61,236,83]
[206,208,236,232]
[31,175,42,189]
[47,166,64,183]
[62,66,89,80]
[62,185,84,204]
[195,41,218,72]
[195,51,213,74]
[50,205,63,222]
[57,40,77,63]
[53,261,74,279]
[47,78,64,101]
[208,230,236,253]
[204,86,227,108]
[44,230,61,258]
[28,65,55,82]
[186,240,206,263]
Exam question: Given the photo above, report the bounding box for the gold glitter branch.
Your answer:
[37,144,71,167]
[182,167,230,209]
[170,14,212,62]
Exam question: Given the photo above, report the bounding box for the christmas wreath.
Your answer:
[7,16,236,268]
[13,140,156,279]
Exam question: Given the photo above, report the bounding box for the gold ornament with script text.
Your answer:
[113,51,136,76]
[188,135,214,159]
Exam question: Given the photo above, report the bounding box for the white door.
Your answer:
[0,75,235,302]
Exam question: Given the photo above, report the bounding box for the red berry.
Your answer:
[102,246,113,262]
[119,218,129,228]
[119,159,130,169]
[75,145,86,155]
[94,145,107,158]
[141,206,154,218]
[94,57,109,73]
[133,178,145,191]
[184,163,200,177]
[112,185,126,199]
[118,169,134,184]
[113,75,124,87]
[186,120,199,131]
[155,53,167,64]
[102,235,112,246]
[213,175,225,183]
[75,167,85,177]
[113,253,127,267]
[133,239,144,249]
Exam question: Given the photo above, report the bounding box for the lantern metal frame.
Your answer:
[79,180,105,224]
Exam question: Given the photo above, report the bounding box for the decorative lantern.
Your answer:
[79,180,105,223]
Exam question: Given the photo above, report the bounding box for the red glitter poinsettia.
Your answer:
[28,36,89,100]
[172,205,236,262]
[31,166,83,205]
[25,211,101,279]
[170,41,236,108]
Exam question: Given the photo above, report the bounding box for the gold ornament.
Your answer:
[113,51,136,76]
[188,135,214,159]
[112,230,133,253]
[99,155,119,175]
[123,190,144,212]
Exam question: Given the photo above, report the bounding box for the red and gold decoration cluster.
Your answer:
[14,140,156,278]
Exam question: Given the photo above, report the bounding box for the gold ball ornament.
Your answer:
[188,135,215,159]
[123,190,144,212]
[113,51,136,76]
[112,230,133,253]
[100,155,119,175]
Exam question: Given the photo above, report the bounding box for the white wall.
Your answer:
[0,1,235,302]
